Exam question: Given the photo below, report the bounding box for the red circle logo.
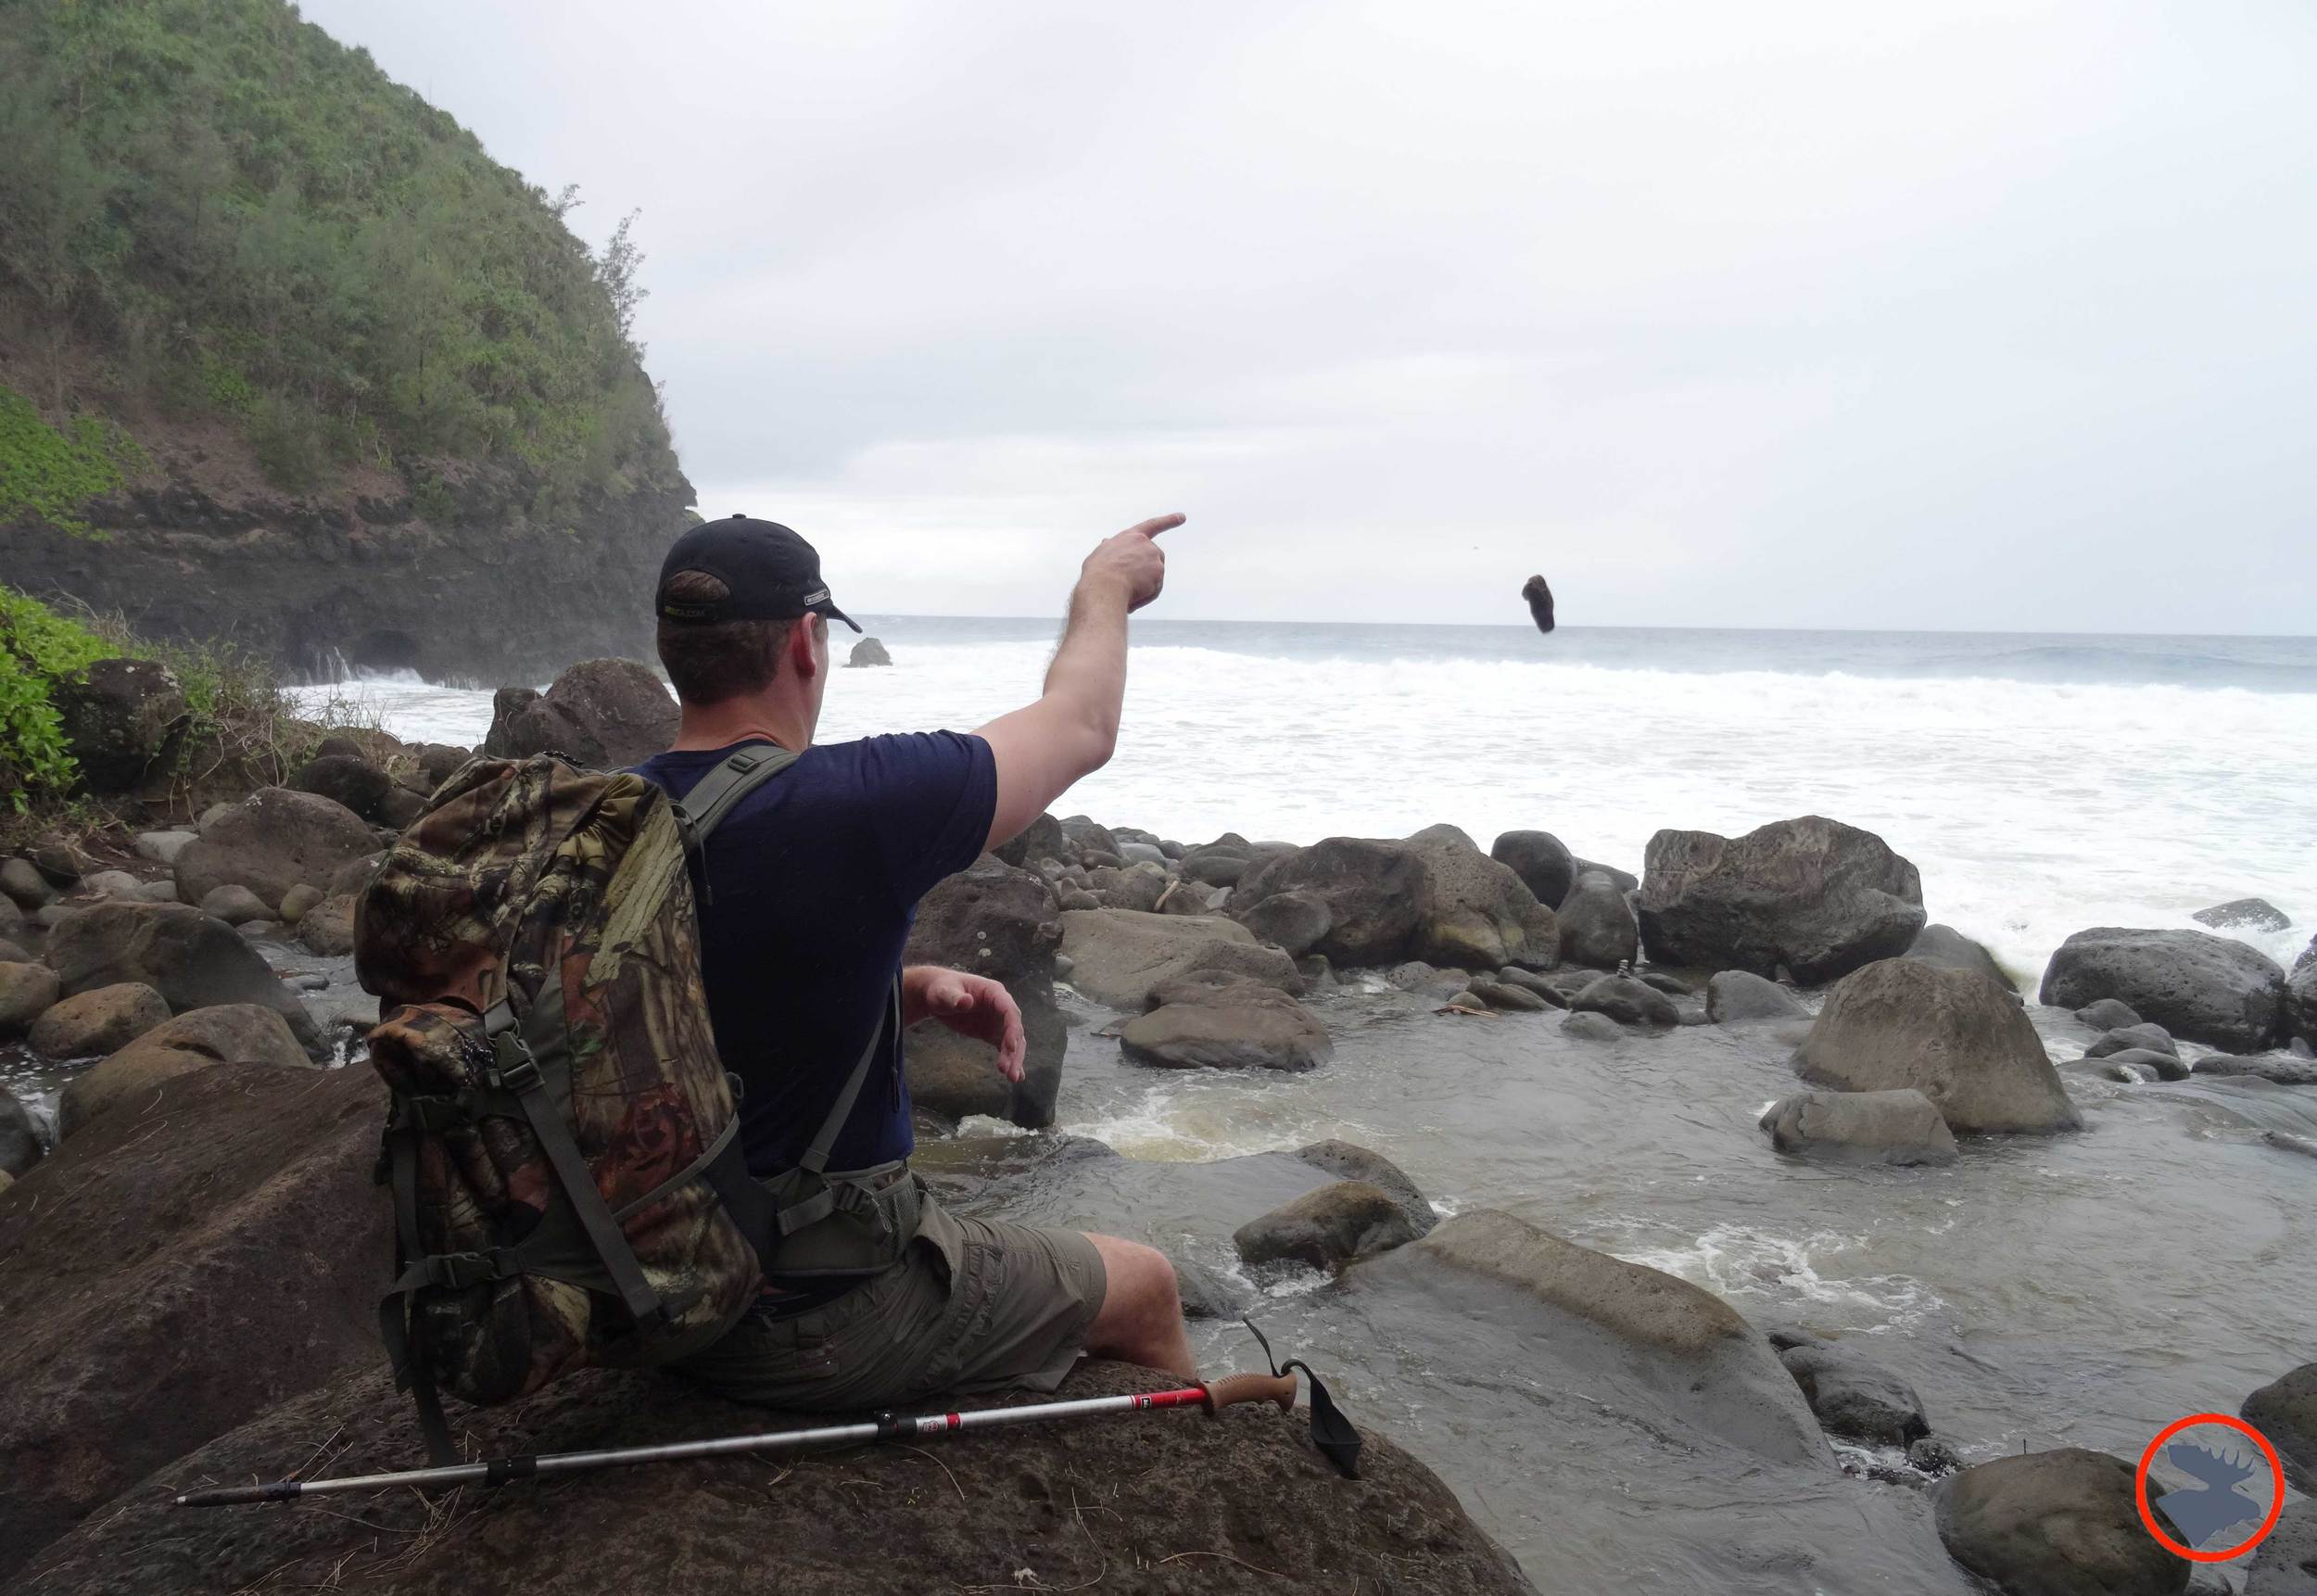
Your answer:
[2134,1413,2285,1563]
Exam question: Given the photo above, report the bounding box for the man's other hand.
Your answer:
[1081,513,1179,612]
[902,966,1026,1082]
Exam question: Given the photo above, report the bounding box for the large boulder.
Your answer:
[903,855,1065,1128]
[2194,896,2290,933]
[296,892,360,956]
[1349,1210,1829,1466]
[846,635,893,666]
[1905,923,2013,990]
[1235,1179,1420,1271]
[51,655,189,792]
[2285,936,2316,1048]
[1294,1139,1437,1238]
[2244,1362,2317,1494]
[1778,1343,1931,1445]
[1569,972,1680,1030]
[1638,816,1926,984]
[1120,980,1333,1072]
[289,752,394,821]
[43,899,323,1056]
[1707,969,1810,1024]
[991,810,1067,869]
[2039,927,2287,1051]
[1557,871,1639,969]
[172,786,378,909]
[2249,1500,2317,1596]
[57,1003,314,1137]
[1759,1088,1958,1167]
[1237,831,1555,972]
[0,1063,386,1581]
[14,1359,1533,1596]
[1057,907,1261,1008]
[483,657,679,770]
[1934,1449,2188,1596]
[1238,888,1333,957]
[0,961,60,1038]
[24,981,169,1060]
[1489,830,1576,910]
[1797,957,2081,1134]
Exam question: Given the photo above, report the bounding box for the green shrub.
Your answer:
[0,586,120,806]
[0,386,145,535]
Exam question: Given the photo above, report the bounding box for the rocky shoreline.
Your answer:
[3,656,2314,1593]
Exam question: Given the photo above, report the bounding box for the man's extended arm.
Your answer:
[976,513,1179,850]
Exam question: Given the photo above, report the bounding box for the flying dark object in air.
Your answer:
[1522,574,1555,634]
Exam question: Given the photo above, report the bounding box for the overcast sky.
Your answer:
[301,1,2316,632]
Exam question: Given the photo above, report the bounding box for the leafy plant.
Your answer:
[0,385,144,536]
[0,586,120,807]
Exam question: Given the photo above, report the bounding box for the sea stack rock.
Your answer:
[847,637,892,667]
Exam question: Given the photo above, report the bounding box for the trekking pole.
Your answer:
[176,1370,1328,1508]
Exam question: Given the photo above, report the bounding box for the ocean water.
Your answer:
[297,618,2317,986]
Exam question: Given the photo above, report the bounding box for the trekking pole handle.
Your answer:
[1199,1371,1298,1413]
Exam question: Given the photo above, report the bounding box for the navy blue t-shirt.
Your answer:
[631,733,996,1175]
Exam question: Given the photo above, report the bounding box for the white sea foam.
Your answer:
[1614,1222,1943,1327]
[293,624,2317,984]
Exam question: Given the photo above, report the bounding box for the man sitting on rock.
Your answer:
[632,511,1196,1411]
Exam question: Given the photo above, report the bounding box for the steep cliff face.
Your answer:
[7,441,690,685]
[0,0,698,684]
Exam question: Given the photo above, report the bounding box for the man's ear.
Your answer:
[785,617,820,681]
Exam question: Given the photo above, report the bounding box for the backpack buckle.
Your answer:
[488,1030,542,1094]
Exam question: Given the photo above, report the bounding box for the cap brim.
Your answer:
[817,602,863,634]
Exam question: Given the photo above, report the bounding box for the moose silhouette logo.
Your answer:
[2135,1414,2285,1564]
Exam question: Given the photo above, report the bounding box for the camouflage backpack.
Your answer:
[356,746,889,1463]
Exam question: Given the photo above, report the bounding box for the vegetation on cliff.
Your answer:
[0,0,677,506]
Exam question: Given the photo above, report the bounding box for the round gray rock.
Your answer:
[1935,1448,2188,1596]
[1759,1088,1958,1166]
[2040,926,2286,1052]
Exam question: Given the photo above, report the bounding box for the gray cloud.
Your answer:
[301,0,2317,630]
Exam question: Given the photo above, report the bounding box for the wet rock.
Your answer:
[1779,1343,1931,1445]
[0,1087,40,1179]
[2103,1047,2190,1082]
[0,1064,386,1580]
[1236,888,1334,957]
[1057,907,1265,1008]
[2040,926,2286,1052]
[2073,997,2143,1031]
[845,635,892,666]
[1235,1179,1421,1270]
[1557,871,1640,969]
[26,982,169,1060]
[1,858,54,910]
[1905,923,2013,990]
[52,656,189,792]
[2084,1021,2178,1059]
[2197,1052,2317,1084]
[17,1358,1531,1596]
[991,810,1067,869]
[2194,896,2290,933]
[1469,978,1549,1012]
[1561,1010,1627,1042]
[2245,1363,2317,1495]
[2289,936,2316,1047]
[1387,959,1469,998]
[295,893,359,956]
[1935,1448,2188,1596]
[2247,1498,2317,1594]
[0,962,61,1038]
[58,1004,315,1136]
[1570,972,1680,1030]
[1490,829,1576,909]
[1571,857,1640,895]
[1120,980,1332,1072]
[1638,970,1694,995]
[1350,1210,1830,1466]
[1798,957,2081,1134]
[1639,815,1926,984]
[1909,1437,1966,1476]
[174,786,378,910]
[903,855,1065,1129]
[44,899,323,1056]
[483,658,678,770]
[1239,831,1555,972]
[1493,966,1569,1007]
[278,882,323,923]
[1442,989,1488,1013]
[290,753,393,821]
[1294,1139,1437,1237]
[196,882,272,926]
[1759,1088,1958,1167]
[1171,1257,1255,1320]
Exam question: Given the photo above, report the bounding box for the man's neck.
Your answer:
[669,695,812,754]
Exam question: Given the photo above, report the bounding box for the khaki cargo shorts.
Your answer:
[672,1184,1107,1412]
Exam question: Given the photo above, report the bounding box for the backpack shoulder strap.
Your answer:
[666,741,801,849]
